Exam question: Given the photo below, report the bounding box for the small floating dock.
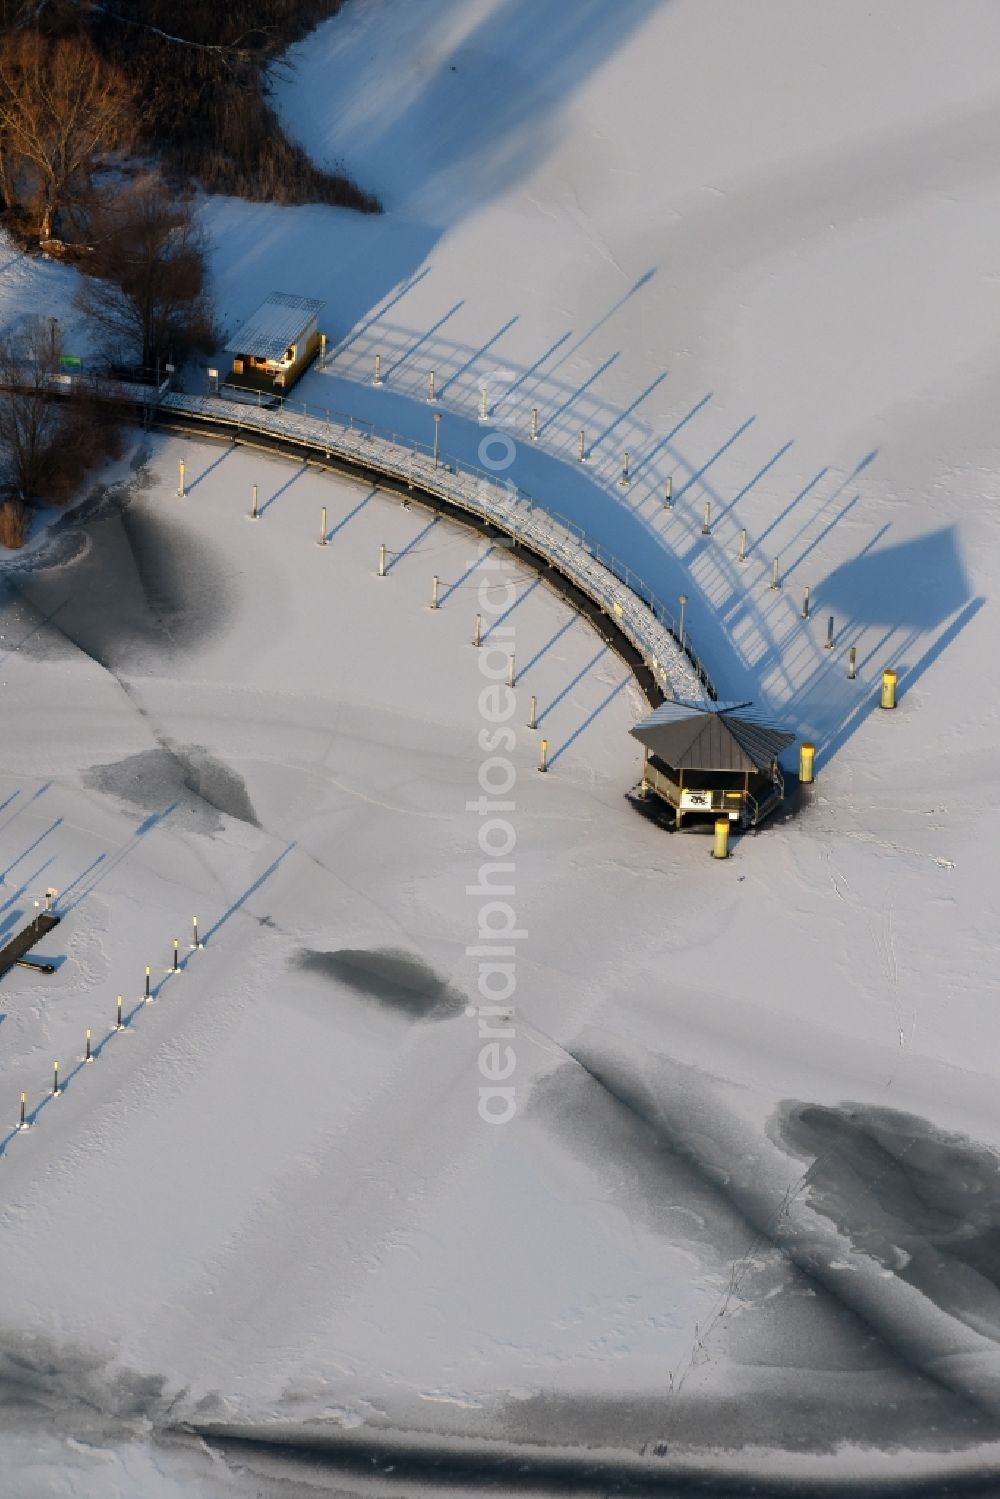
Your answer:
[0,910,60,979]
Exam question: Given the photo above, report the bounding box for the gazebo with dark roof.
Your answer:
[630,699,796,829]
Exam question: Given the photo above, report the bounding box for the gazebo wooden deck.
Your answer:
[630,699,795,829]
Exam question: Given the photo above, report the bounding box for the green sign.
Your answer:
[59,355,83,372]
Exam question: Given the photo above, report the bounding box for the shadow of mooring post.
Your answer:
[519,613,578,677]
[746,466,826,556]
[548,676,630,767]
[384,515,440,573]
[439,546,494,605]
[259,463,309,516]
[186,442,236,493]
[674,416,756,503]
[0,858,55,919]
[384,301,465,382]
[588,371,670,455]
[201,841,296,948]
[0,817,63,883]
[58,803,179,917]
[327,487,376,541]
[332,266,433,361]
[480,578,542,641]
[816,597,987,769]
[500,330,573,407]
[440,316,519,397]
[538,352,620,438]
[535,647,607,726]
[52,853,106,907]
[715,440,795,525]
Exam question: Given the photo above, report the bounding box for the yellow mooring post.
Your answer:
[799,742,815,784]
[713,818,730,860]
[881,668,897,710]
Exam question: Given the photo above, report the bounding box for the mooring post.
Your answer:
[664,475,673,509]
[801,585,810,618]
[116,994,123,1031]
[373,353,382,387]
[528,694,537,729]
[738,527,748,563]
[250,483,259,520]
[177,460,186,498]
[427,370,435,403]
[770,557,781,590]
[431,575,439,609]
[701,501,711,535]
[825,615,835,649]
[619,452,630,488]
[507,653,515,688]
[880,669,897,710]
[318,507,327,545]
[848,646,857,680]
[578,429,587,462]
[473,613,482,647]
[85,1028,92,1063]
[538,738,549,773]
[799,742,815,783]
[378,543,386,577]
[712,818,730,860]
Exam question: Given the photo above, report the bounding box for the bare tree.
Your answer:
[0,30,131,243]
[0,314,65,503]
[75,174,215,372]
[0,314,121,547]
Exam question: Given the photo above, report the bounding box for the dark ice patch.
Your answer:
[0,1325,170,1426]
[497,1384,997,1465]
[523,1044,1000,1450]
[774,1102,1000,1340]
[174,745,258,826]
[84,744,258,832]
[4,492,233,672]
[294,947,464,1021]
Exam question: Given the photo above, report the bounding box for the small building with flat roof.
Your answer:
[225,292,325,394]
[631,698,795,829]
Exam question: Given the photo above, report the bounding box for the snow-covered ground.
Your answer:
[2,0,999,1492]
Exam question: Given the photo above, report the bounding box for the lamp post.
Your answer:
[679,593,688,651]
[433,411,442,468]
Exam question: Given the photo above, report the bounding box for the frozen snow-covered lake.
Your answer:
[3,0,1000,1491]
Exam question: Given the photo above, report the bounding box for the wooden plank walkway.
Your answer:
[0,911,60,978]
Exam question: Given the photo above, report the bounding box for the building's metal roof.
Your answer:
[225,292,325,360]
[630,698,796,772]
